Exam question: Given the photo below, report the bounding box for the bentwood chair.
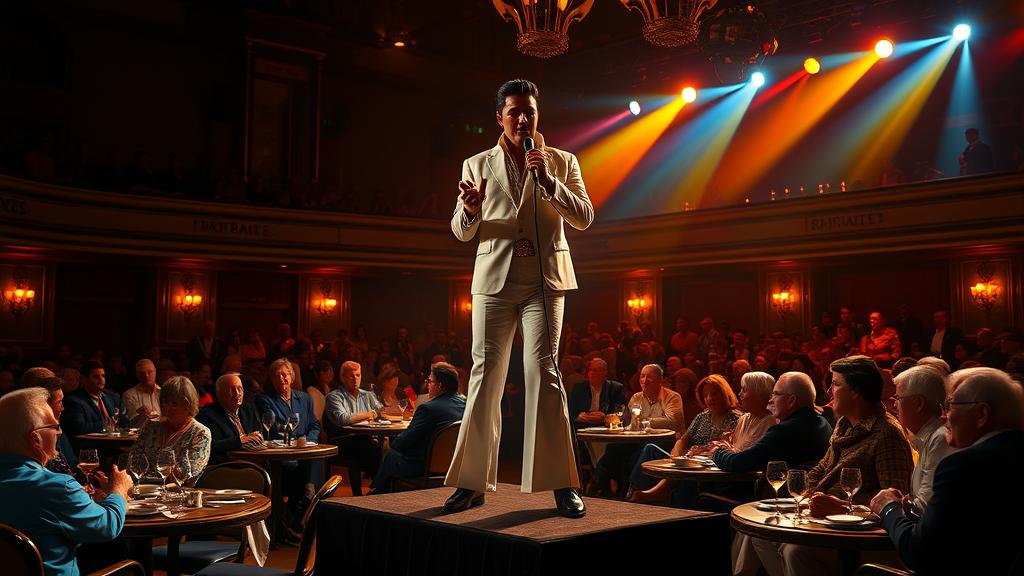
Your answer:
[193,474,344,576]
[0,523,145,576]
[855,564,912,576]
[391,420,461,492]
[152,461,272,574]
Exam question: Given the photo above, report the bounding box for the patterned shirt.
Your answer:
[683,409,741,447]
[807,405,914,503]
[129,418,212,481]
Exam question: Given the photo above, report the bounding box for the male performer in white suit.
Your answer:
[443,79,593,518]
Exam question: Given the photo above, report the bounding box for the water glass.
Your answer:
[787,469,809,523]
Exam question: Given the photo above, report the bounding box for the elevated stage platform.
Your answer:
[315,483,731,576]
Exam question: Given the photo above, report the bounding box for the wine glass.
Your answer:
[128,453,149,497]
[261,412,276,443]
[286,412,300,445]
[398,398,409,414]
[78,449,100,487]
[765,461,788,524]
[171,452,192,502]
[787,469,809,524]
[838,467,862,513]
[630,404,642,430]
[155,448,176,498]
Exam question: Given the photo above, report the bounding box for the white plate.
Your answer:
[126,503,164,516]
[212,489,252,496]
[135,484,161,496]
[825,514,868,524]
[205,499,246,507]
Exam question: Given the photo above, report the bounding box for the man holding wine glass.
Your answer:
[198,373,263,462]
[752,356,913,576]
[0,388,134,576]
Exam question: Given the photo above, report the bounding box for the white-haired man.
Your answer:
[870,367,1024,575]
[890,365,955,512]
[123,358,161,425]
[0,388,132,576]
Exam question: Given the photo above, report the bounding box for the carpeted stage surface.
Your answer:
[316,483,731,575]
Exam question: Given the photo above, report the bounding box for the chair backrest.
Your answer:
[426,420,462,476]
[294,474,344,576]
[196,460,272,496]
[0,523,44,576]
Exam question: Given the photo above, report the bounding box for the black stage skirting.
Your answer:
[315,483,732,576]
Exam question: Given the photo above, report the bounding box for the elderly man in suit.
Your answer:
[444,79,594,518]
[370,363,466,493]
[197,372,263,462]
[869,367,1024,575]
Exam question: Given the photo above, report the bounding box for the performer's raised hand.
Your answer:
[459,178,487,218]
[526,148,554,190]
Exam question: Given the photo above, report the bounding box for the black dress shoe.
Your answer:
[554,488,586,518]
[442,488,484,513]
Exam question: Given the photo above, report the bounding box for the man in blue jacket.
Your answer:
[370,362,466,493]
[62,361,127,452]
[0,388,133,576]
[197,372,263,462]
[869,367,1024,575]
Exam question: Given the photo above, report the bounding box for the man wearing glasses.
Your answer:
[369,363,466,493]
[870,367,1024,575]
[0,388,133,576]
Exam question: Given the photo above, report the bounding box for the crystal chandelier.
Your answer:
[620,0,715,48]
[492,0,595,58]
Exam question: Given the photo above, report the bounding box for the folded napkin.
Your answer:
[206,498,246,505]
[245,520,270,566]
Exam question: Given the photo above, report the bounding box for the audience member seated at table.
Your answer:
[63,361,128,451]
[627,374,743,503]
[568,358,626,431]
[123,358,161,426]
[671,367,702,429]
[197,373,263,463]
[752,355,914,576]
[306,360,335,425]
[0,388,132,576]
[369,362,466,493]
[323,360,384,485]
[890,365,955,513]
[34,376,79,474]
[129,376,212,481]
[869,367,1024,575]
[860,311,902,368]
[374,366,407,416]
[721,371,776,452]
[256,357,323,532]
[588,364,683,497]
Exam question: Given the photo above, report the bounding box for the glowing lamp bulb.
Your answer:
[628,101,641,116]
[681,87,697,103]
[393,41,406,47]
[750,72,765,87]
[875,39,894,58]
[953,24,971,41]
[803,57,820,75]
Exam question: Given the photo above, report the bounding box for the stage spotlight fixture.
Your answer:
[629,100,642,115]
[750,71,765,87]
[875,39,894,58]
[681,87,697,103]
[803,57,820,74]
[953,24,971,41]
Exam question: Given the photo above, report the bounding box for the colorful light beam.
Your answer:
[935,41,986,177]
[706,51,879,203]
[578,97,685,208]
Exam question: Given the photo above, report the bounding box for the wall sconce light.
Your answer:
[771,277,795,326]
[314,279,338,320]
[460,300,472,314]
[627,296,649,325]
[175,272,203,323]
[970,262,1000,316]
[3,270,35,322]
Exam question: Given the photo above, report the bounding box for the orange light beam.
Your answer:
[708,52,879,201]
[578,98,686,208]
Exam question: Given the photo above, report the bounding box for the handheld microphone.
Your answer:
[523,137,539,184]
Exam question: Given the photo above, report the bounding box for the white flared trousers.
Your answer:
[445,257,580,493]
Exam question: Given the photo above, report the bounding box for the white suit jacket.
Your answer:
[451,139,594,295]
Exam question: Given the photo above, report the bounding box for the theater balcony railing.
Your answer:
[1,173,1022,273]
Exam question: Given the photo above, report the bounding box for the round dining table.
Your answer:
[77,431,139,449]
[641,457,761,483]
[123,492,270,576]
[341,419,409,437]
[227,442,338,545]
[730,501,892,576]
[575,427,676,445]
